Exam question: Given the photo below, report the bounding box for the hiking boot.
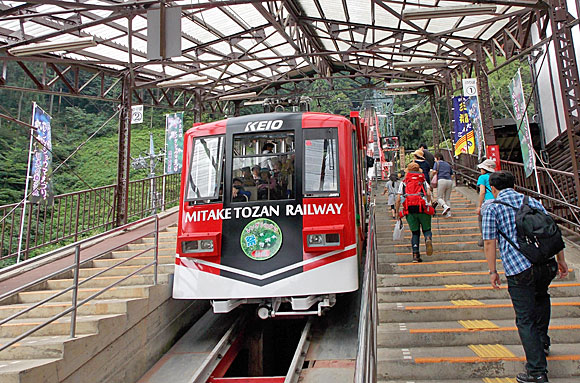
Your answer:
[412,254,422,263]
[477,237,484,247]
[442,206,450,216]
[516,372,549,383]
[425,238,433,256]
[432,201,438,209]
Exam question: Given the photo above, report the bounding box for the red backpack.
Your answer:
[401,172,434,216]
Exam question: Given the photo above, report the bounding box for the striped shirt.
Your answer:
[481,188,548,276]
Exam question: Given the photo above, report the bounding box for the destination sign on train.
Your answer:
[185,203,344,223]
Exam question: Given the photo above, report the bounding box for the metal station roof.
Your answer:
[0,0,541,99]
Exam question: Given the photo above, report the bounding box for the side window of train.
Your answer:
[231,132,296,202]
[186,135,224,204]
[304,128,339,197]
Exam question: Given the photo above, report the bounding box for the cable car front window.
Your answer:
[304,128,339,197]
[232,133,295,202]
[186,136,224,202]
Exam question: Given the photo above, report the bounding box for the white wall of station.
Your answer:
[532,0,580,145]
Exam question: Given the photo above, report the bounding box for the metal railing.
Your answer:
[1,173,180,264]
[354,201,377,383]
[0,215,160,353]
[442,150,580,232]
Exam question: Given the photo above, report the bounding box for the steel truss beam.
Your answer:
[547,0,580,203]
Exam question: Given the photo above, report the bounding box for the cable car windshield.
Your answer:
[231,133,295,202]
[304,128,339,196]
[186,136,224,202]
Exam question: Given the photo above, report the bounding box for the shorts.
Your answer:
[405,213,432,232]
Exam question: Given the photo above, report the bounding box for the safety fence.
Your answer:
[354,201,377,383]
[442,150,580,233]
[0,173,180,265]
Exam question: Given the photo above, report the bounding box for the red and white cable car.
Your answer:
[173,112,366,318]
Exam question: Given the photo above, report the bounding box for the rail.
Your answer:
[0,214,160,353]
[354,201,377,383]
[442,150,580,232]
[0,173,180,265]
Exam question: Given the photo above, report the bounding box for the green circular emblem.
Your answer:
[240,218,283,261]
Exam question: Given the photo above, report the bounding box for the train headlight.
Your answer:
[200,240,214,250]
[182,239,214,253]
[307,234,324,246]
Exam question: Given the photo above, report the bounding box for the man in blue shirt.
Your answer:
[482,171,568,383]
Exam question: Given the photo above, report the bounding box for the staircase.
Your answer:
[0,225,207,383]
[374,188,580,383]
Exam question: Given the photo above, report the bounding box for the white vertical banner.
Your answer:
[462,78,485,159]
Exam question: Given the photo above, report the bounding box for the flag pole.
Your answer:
[17,102,36,263]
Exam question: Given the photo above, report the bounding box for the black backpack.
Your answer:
[494,195,565,264]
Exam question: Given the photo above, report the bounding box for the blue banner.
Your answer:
[452,96,475,156]
[30,103,54,204]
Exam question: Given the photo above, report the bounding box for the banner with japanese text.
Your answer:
[30,103,54,204]
[452,96,475,156]
[509,69,535,178]
[462,78,485,159]
[164,112,184,174]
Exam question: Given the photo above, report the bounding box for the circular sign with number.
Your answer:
[240,218,283,261]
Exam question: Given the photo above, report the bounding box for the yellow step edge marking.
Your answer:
[445,284,473,288]
[459,320,499,329]
[482,378,517,383]
[469,344,515,358]
[451,300,485,306]
[438,271,463,274]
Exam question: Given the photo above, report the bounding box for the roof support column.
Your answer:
[429,86,440,152]
[115,73,132,226]
[474,44,496,146]
[548,0,580,203]
[444,71,455,152]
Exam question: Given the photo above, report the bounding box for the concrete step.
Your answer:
[378,259,503,274]
[45,273,170,290]
[92,254,175,267]
[0,358,60,382]
[378,271,577,287]
[135,237,176,245]
[378,282,580,303]
[0,298,146,320]
[380,249,485,262]
[0,314,120,337]
[112,246,176,257]
[376,225,480,238]
[378,317,580,348]
[379,233,481,245]
[377,343,580,380]
[378,297,580,323]
[16,285,151,304]
[0,334,94,360]
[385,241,480,253]
[77,263,174,278]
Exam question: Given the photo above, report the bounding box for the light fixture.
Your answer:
[156,76,208,88]
[402,5,497,20]
[384,81,425,88]
[219,92,258,101]
[382,90,419,96]
[244,100,265,106]
[8,36,98,57]
[393,60,449,68]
